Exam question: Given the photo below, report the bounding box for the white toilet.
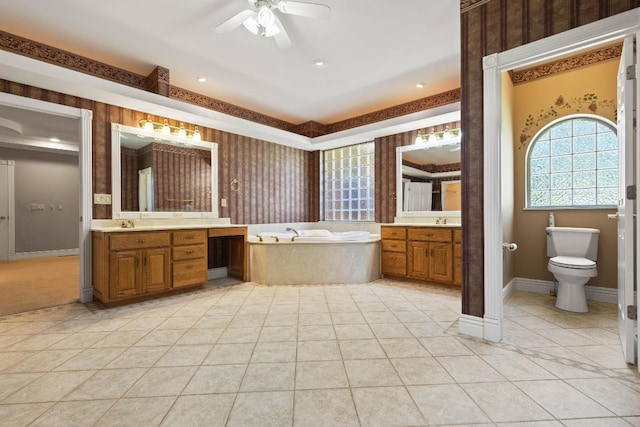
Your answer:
[546,226,599,313]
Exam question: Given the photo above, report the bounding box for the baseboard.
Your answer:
[458,314,484,339]
[502,278,517,299]
[208,267,228,280]
[510,277,617,304]
[10,248,79,260]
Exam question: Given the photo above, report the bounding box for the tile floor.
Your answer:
[0,278,638,426]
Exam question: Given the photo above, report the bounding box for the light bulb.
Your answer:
[143,116,154,131]
[193,126,201,141]
[161,120,171,135]
[178,123,187,138]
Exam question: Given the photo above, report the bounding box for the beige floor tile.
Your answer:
[251,341,297,363]
[338,339,386,360]
[175,328,223,345]
[361,311,398,324]
[379,337,429,358]
[294,388,359,426]
[327,302,360,313]
[0,402,53,426]
[567,345,630,369]
[95,396,176,427]
[53,347,125,371]
[6,333,69,351]
[63,368,147,400]
[480,353,557,381]
[0,372,43,401]
[240,362,295,391]
[368,322,412,338]
[192,315,233,329]
[105,346,169,369]
[47,332,109,350]
[330,311,366,324]
[155,316,200,330]
[4,349,81,373]
[390,357,454,385]
[403,321,448,337]
[408,384,491,425]
[462,381,553,423]
[125,366,197,397]
[217,326,262,344]
[298,312,332,326]
[352,386,425,427]
[227,391,293,427]
[515,379,614,419]
[116,317,165,331]
[183,364,247,394]
[344,359,402,387]
[297,325,336,341]
[509,315,562,330]
[160,394,235,427]
[567,378,640,416]
[229,314,267,328]
[259,325,298,342]
[203,342,255,365]
[91,330,147,348]
[264,313,299,326]
[561,418,634,426]
[268,304,299,314]
[296,360,349,389]
[333,324,374,340]
[4,370,95,403]
[155,344,212,366]
[134,329,187,347]
[436,355,506,383]
[297,340,340,361]
[30,399,115,427]
[625,416,640,426]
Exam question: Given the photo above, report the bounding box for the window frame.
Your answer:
[322,141,375,222]
[524,114,618,210]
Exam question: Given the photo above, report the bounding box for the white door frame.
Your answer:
[0,92,93,303]
[0,159,15,260]
[459,8,640,342]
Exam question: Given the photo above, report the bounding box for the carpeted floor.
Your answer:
[0,255,79,317]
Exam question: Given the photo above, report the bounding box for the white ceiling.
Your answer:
[0,0,461,125]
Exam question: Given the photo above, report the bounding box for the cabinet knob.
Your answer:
[186,250,194,254]
[137,239,145,243]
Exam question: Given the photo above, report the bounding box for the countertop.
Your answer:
[383,223,461,228]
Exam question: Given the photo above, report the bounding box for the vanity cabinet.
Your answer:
[92,229,207,306]
[172,229,208,288]
[381,225,460,288]
[453,228,462,286]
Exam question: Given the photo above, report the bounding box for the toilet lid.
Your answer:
[549,256,596,269]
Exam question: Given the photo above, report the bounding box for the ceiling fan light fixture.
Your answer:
[243,14,280,37]
[257,6,275,28]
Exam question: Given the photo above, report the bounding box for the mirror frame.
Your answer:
[111,123,219,219]
[396,144,461,219]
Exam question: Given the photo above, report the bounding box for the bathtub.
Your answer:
[248,229,381,285]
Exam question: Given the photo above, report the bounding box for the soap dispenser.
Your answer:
[548,212,555,227]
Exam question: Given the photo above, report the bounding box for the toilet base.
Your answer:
[555,281,588,313]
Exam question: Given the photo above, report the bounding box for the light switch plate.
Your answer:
[221,198,227,207]
[94,194,112,205]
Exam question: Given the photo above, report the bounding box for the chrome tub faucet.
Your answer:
[286,227,299,241]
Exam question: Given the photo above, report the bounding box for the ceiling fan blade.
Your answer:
[277,1,331,19]
[215,9,255,33]
[272,15,292,49]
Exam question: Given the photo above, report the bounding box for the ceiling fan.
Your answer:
[215,0,331,49]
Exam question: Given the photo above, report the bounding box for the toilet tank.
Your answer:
[546,227,599,260]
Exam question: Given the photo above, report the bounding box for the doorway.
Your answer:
[0,92,93,313]
[476,8,639,362]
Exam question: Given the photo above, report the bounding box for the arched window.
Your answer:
[526,115,618,208]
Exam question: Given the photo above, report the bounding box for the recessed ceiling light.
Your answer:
[313,59,325,67]
[49,137,60,142]
[416,82,425,88]
[197,77,206,83]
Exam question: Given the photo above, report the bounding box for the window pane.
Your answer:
[573,153,595,170]
[597,169,618,187]
[551,173,571,189]
[573,188,596,205]
[530,158,549,174]
[551,156,572,173]
[597,150,618,169]
[550,121,571,139]
[597,132,617,151]
[550,190,572,206]
[573,135,595,153]
[551,138,572,156]
[574,119,596,136]
[573,171,596,188]
[530,191,549,207]
[530,140,549,158]
[597,187,618,205]
[530,174,549,190]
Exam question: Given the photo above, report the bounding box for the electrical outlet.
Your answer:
[93,194,112,205]
[221,198,227,207]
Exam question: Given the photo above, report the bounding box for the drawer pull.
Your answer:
[185,236,194,240]
[186,250,194,254]
[185,265,193,270]
[137,239,145,243]
[425,234,434,237]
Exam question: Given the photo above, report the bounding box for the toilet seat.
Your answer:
[549,256,596,270]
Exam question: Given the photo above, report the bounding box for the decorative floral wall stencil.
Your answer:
[518,93,616,149]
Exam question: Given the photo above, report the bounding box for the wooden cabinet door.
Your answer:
[382,252,407,276]
[407,241,429,279]
[144,247,171,293]
[429,243,453,283]
[110,250,142,300]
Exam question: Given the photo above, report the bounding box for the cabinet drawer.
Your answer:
[408,228,452,242]
[173,244,206,261]
[382,252,407,276]
[173,259,208,288]
[110,232,171,250]
[382,239,406,253]
[173,229,207,246]
[453,228,462,243]
[381,227,407,240]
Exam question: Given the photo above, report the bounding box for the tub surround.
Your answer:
[381,224,462,289]
[249,235,381,285]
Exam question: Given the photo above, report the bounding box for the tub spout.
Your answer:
[286,227,300,241]
[256,234,263,242]
[270,235,280,242]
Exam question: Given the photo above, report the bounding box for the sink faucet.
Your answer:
[286,227,299,241]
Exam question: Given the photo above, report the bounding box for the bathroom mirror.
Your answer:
[396,142,461,218]
[111,123,219,219]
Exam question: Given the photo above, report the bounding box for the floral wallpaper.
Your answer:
[518,93,616,149]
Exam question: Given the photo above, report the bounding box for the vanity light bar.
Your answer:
[415,127,461,145]
[138,117,202,141]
